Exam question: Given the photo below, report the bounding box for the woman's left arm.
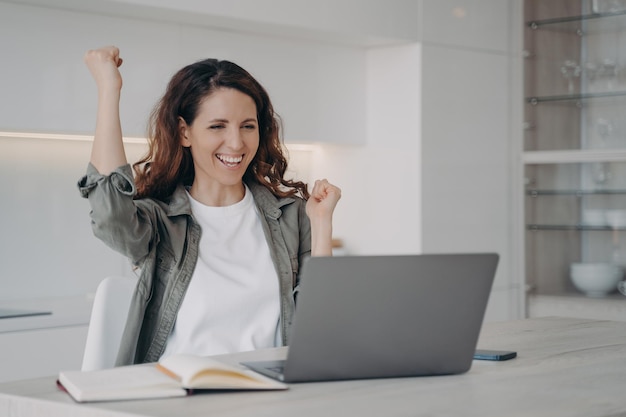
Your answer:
[306,179,342,256]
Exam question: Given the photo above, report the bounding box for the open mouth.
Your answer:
[216,154,244,168]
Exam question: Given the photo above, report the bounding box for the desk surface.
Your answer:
[1,316,626,417]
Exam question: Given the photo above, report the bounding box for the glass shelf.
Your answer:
[526,189,626,196]
[529,292,626,300]
[526,90,626,104]
[527,224,626,231]
[528,9,626,33]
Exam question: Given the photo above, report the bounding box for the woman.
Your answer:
[79,46,341,365]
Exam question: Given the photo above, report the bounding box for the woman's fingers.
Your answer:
[306,179,341,220]
[84,46,121,67]
[311,179,341,202]
[84,46,123,91]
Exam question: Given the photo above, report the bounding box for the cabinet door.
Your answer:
[0,326,87,383]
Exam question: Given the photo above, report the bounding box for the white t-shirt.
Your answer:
[161,185,280,359]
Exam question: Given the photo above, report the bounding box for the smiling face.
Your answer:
[180,87,259,206]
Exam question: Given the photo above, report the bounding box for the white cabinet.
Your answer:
[0,2,366,145]
[420,0,510,52]
[0,2,181,138]
[0,296,92,382]
[0,326,87,383]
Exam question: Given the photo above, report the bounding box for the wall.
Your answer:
[310,44,422,256]
[0,1,370,300]
[0,137,142,300]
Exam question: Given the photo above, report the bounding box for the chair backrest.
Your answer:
[81,275,137,371]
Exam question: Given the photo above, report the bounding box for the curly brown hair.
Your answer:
[133,58,309,201]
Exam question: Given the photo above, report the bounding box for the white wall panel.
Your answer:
[309,44,422,256]
[420,44,512,295]
[0,2,366,144]
[419,0,509,52]
[0,2,181,137]
[0,137,145,300]
[6,0,420,46]
[116,0,420,43]
[0,325,87,382]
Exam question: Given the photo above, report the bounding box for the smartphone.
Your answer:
[473,349,517,361]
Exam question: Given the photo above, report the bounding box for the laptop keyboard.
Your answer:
[266,365,285,374]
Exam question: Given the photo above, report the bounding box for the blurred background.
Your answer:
[0,0,522,381]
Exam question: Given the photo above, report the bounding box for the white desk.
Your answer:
[1,316,626,417]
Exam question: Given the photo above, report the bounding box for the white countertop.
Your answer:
[0,295,93,333]
[2,317,626,417]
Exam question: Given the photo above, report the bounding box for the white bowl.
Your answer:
[605,210,626,229]
[582,209,606,226]
[570,263,623,297]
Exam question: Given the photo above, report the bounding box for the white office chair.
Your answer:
[81,275,138,371]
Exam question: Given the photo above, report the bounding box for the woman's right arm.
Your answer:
[81,46,153,264]
[83,46,127,175]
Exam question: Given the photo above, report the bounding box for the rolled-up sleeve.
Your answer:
[78,163,136,198]
[77,163,153,265]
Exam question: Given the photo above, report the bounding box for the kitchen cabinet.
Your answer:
[0,1,366,145]
[0,326,88,383]
[0,295,92,383]
[523,0,626,318]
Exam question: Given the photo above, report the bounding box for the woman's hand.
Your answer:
[306,179,341,256]
[306,179,341,221]
[83,46,123,93]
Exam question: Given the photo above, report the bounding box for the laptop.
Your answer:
[242,253,499,383]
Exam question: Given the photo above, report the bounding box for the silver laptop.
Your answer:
[242,253,499,383]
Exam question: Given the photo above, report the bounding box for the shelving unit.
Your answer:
[523,0,626,319]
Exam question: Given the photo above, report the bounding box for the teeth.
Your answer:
[217,154,243,164]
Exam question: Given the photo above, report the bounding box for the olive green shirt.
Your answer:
[78,163,311,365]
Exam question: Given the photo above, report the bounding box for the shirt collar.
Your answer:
[165,180,295,219]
